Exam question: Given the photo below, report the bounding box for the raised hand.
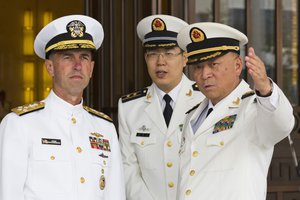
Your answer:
[245,47,272,96]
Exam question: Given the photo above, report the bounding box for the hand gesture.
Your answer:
[245,47,272,96]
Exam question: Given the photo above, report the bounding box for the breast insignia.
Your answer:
[11,102,45,116]
[241,90,255,100]
[121,88,148,103]
[84,106,113,123]
[192,83,200,91]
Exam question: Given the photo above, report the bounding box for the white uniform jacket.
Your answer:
[177,80,295,200]
[0,90,125,200]
[118,75,204,200]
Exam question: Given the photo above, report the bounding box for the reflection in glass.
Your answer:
[283,0,298,105]
[195,0,213,22]
[250,0,275,81]
[220,0,246,79]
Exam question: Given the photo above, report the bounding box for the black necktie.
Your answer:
[206,108,213,118]
[163,94,173,127]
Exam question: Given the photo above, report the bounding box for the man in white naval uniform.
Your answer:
[176,23,294,200]
[0,15,125,200]
[118,15,204,200]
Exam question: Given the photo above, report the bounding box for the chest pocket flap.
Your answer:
[130,132,156,147]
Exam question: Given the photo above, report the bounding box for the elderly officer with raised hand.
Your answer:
[118,15,204,200]
[0,15,125,200]
[176,22,294,200]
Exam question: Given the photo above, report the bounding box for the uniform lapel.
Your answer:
[193,80,251,136]
[144,84,167,134]
[167,75,201,137]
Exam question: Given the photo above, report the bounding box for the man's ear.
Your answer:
[235,56,243,76]
[182,51,188,67]
[45,59,54,77]
[90,61,95,78]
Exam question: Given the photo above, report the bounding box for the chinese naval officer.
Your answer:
[0,15,125,200]
[118,15,205,200]
[176,22,294,200]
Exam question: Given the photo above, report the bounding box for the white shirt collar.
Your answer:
[154,77,183,110]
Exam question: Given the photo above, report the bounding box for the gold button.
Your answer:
[103,160,107,165]
[141,141,144,145]
[167,140,173,147]
[50,156,55,160]
[190,169,195,176]
[166,162,173,168]
[76,147,82,153]
[80,177,85,183]
[71,117,76,124]
[168,182,174,188]
[220,141,224,146]
[186,189,192,196]
[192,151,199,157]
[101,169,105,174]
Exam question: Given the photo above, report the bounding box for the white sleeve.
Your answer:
[0,114,28,200]
[118,99,154,200]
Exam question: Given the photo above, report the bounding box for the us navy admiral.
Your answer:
[0,15,125,200]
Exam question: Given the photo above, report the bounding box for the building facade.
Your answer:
[0,0,299,199]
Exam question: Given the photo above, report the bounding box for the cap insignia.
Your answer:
[67,20,85,38]
[152,18,165,31]
[190,28,205,42]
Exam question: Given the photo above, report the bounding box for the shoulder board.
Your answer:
[186,103,201,114]
[192,83,200,91]
[241,90,255,100]
[83,106,113,123]
[121,88,148,103]
[11,102,45,116]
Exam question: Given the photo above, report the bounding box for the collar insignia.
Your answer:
[232,97,240,105]
[186,89,192,96]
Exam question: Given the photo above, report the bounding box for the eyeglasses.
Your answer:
[146,51,182,60]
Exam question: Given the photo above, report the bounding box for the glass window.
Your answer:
[250,0,276,81]
[0,1,83,108]
[282,0,298,105]
[220,0,246,78]
[195,0,213,22]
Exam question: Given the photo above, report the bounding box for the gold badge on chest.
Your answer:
[100,175,106,190]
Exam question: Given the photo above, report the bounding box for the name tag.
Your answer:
[136,132,150,137]
[41,138,61,145]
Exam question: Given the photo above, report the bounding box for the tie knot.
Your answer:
[163,94,172,104]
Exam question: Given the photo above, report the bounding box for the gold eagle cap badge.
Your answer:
[67,20,85,38]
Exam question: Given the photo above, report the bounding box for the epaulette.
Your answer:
[185,103,201,114]
[241,90,255,100]
[121,88,148,103]
[192,83,200,91]
[83,106,113,123]
[11,102,45,116]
